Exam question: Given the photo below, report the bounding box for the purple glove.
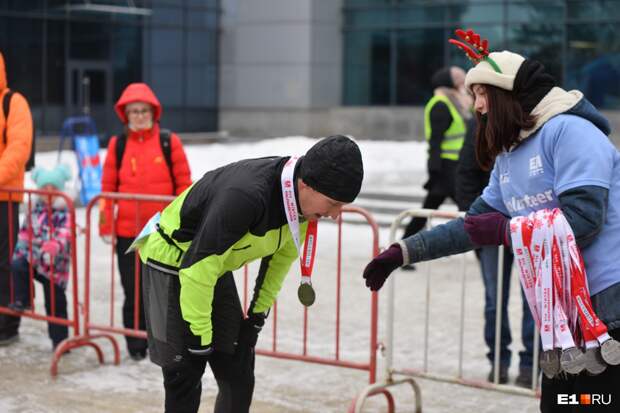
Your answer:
[363,244,404,291]
[463,212,510,246]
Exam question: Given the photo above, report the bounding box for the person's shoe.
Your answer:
[400,264,416,271]
[515,367,535,388]
[487,365,509,384]
[0,332,19,346]
[129,349,147,361]
[8,300,31,312]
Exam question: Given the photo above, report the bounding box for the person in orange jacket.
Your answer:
[99,83,191,360]
[0,51,34,346]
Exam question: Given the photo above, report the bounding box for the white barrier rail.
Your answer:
[351,208,540,413]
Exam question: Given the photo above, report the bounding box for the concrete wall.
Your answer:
[219,0,342,137]
[328,107,620,145]
[218,1,620,145]
[221,103,620,144]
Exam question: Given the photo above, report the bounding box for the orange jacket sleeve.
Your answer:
[170,133,192,194]
[98,136,119,236]
[0,92,32,186]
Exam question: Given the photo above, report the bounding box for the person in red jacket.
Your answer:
[99,83,191,360]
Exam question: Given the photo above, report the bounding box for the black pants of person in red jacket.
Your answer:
[116,236,148,359]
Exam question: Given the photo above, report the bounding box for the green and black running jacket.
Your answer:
[139,156,307,347]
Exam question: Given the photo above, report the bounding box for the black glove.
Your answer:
[185,323,213,357]
[363,244,404,291]
[238,312,265,348]
[427,156,442,175]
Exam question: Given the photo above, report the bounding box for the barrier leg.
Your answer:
[50,333,121,377]
[348,377,422,413]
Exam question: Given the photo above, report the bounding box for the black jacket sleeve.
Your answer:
[427,101,452,173]
[455,118,489,211]
[558,185,608,249]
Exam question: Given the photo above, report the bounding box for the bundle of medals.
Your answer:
[510,209,620,378]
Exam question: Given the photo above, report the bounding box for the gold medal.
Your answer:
[297,282,315,307]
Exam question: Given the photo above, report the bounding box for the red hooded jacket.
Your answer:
[99,83,191,237]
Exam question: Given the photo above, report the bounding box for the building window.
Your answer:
[343,0,620,109]
[0,0,220,134]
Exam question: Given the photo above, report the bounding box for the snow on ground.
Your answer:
[30,136,429,195]
[1,137,539,412]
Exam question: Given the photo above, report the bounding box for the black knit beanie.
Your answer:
[513,59,556,114]
[431,67,454,89]
[299,135,364,203]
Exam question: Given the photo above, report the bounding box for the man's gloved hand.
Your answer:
[101,235,113,245]
[363,244,404,291]
[185,324,213,357]
[239,312,265,348]
[463,212,511,247]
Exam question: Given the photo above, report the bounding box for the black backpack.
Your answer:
[114,129,176,193]
[2,90,35,171]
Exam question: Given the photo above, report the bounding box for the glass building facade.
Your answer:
[343,0,620,109]
[0,0,219,136]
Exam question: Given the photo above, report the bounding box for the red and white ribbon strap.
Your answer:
[281,156,318,284]
[510,209,612,352]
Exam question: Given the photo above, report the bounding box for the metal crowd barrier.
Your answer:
[0,187,80,376]
[351,208,540,413]
[71,193,390,409]
[241,206,386,399]
[64,192,176,370]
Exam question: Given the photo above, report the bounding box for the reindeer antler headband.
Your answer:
[448,29,502,74]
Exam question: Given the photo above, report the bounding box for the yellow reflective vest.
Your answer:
[424,95,466,161]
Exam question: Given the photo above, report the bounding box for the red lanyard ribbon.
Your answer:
[280,157,318,307]
[511,209,612,349]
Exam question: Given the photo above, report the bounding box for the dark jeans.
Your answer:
[162,343,256,413]
[540,329,620,413]
[0,201,20,337]
[10,257,68,347]
[477,245,535,370]
[403,192,456,238]
[116,236,147,355]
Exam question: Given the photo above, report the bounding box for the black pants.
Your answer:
[403,192,456,238]
[0,201,20,337]
[540,329,620,412]
[11,257,68,347]
[162,344,256,413]
[116,236,147,355]
[143,262,250,413]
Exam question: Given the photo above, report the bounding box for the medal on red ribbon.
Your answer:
[510,208,620,377]
[281,156,318,307]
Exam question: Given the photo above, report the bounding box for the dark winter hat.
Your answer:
[513,59,556,114]
[300,135,364,203]
[431,67,454,89]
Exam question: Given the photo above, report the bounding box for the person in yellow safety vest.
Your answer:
[402,66,472,266]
